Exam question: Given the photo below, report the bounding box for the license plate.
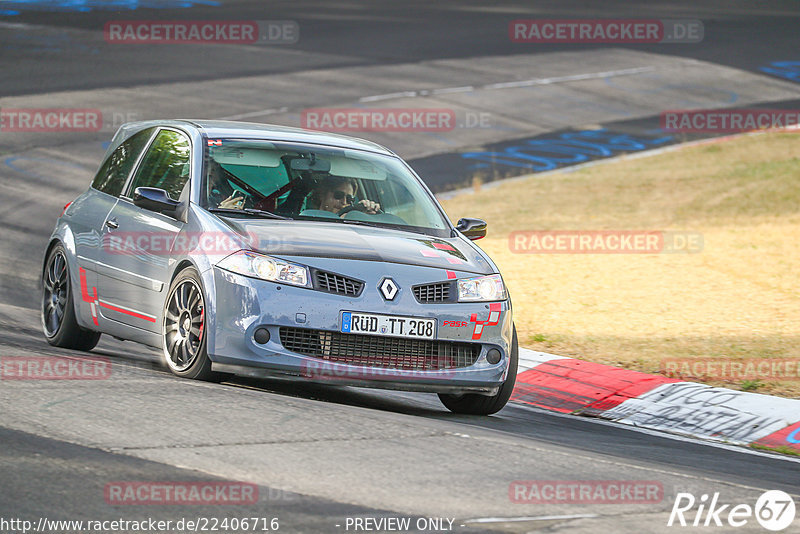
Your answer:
[340,311,436,340]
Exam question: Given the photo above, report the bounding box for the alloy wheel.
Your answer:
[164,279,205,371]
[42,250,68,337]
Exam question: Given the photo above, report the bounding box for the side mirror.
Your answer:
[133,187,181,214]
[455,217,487,240]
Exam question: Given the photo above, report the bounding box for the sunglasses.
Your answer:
[332,190,355,203]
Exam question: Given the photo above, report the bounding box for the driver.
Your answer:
[207,159,249,209]
[308,175,380,216]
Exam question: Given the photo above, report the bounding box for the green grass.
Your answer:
[440,131,800,399]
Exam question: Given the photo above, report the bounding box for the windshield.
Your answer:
[202,139,450,236]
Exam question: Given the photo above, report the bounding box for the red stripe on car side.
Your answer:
[98,301,157,322]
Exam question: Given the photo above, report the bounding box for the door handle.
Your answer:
[105,219,119,229]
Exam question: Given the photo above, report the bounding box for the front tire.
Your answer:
[438,326,518,415]
[162,267,216,381]
[41,243,101,351]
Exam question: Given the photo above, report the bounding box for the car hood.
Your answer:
[229,219,494,275]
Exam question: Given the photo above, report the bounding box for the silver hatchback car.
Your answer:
[42,120,517,414]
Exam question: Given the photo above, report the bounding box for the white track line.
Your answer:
[216,66,655,122]
[509,401,800,466]
[464,514,598,524]
[219,106,289,121]
[360,66,655,102]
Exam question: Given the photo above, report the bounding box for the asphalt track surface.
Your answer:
[1,2,799,533]
[2,0,799,97]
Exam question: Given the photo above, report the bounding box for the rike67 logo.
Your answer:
[668,490,796,531]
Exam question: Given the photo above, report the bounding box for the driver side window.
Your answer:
[128,129,191,201]
[91,128,154,197]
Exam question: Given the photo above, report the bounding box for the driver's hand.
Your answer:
[356,199,381,214]
[219,193,245,210]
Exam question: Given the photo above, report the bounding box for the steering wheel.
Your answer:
[219,169,262,199]
[338,203,384,216]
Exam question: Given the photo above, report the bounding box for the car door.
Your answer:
[70,127,156,329]
[95,128,192,333]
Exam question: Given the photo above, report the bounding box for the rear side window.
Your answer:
[91,128,154,197]
[128,129,191,201]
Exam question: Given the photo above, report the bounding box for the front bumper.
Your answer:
[204,260,513,395]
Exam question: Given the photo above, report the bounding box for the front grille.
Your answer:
[413,282,452,303]
[280,327,480,370]
[313,270,364,296]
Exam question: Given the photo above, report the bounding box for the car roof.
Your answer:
[115,119,395,156]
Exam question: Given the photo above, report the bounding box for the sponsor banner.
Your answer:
[662,358,800,382]
[104,20,298,44]
[510,19,703,43]
[0,109,102,132]
[509,480,663,504]
[508,230,703,254]
[104,482,258,505]
[301,108,456,132]
[602,382,800,444]
[661,109,800,133]
[1,356,111,380]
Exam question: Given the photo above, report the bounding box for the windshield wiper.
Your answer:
[338,219,383,228]
[209,208,290,220]
[296,215,384,229]
[338,218,430,235]
[242,208,290,219]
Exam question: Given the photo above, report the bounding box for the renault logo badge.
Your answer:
[379,278,399,301]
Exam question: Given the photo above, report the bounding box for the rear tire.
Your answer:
[162,266,217,381]
[41,243,101,351]
[438,326,518,415]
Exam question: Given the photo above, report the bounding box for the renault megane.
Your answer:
[41,120,517,414]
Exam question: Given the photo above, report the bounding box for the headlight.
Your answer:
[217,251,309,287]
[457,274,507,302]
